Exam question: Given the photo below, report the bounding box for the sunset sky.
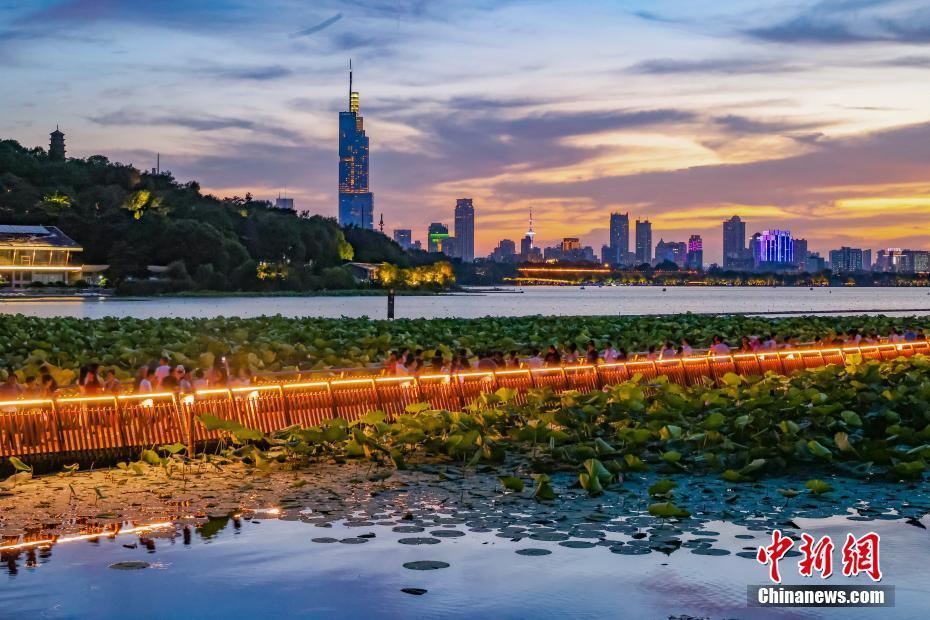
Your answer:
[4,0,930,261]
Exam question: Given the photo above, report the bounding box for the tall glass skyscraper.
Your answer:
[722,216,746,269]
[609,212,629,265]
[338,62,374,229]
[454,198,475,262]
[635,219,652,265]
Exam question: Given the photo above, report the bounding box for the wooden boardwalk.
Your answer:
[1,341,926,463]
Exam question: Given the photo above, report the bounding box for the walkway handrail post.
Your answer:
[527,368,536,389]
[370,378,385,417]
[278,385,292,427]
[325,380,338,420]
[111,395,128,451]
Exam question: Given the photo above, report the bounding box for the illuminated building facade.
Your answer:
[454,198,475,262]
[686,234,703,270]
[427,222,450,253]
[754,230,794,267]
[0,225,84,287]
[338,62,374,228]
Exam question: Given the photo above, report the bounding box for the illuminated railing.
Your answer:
[0,340,927,462]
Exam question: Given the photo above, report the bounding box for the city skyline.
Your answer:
[5,1,930,261]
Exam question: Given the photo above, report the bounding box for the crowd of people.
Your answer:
[0,357,255,400]
[1,327,926,400]
[379,327,928,377]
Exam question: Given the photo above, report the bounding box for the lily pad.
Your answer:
[403,561,450,570]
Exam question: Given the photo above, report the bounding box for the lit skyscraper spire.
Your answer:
[338,59,373,229]
[525,209,536,246]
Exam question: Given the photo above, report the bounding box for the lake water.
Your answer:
[3,286,930,319]
[2,469,926,619]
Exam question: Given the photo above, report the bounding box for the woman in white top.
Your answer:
[135,366,153,393]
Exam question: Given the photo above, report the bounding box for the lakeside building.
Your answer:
[454,198,475,262]
[635,219,652,265]
[753,230,794,271]
[338,62,374,229]
[0,225,86,287]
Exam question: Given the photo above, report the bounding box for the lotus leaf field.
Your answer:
[182,353,930,499]
[2,313,930,384]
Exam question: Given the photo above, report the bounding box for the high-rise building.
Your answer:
[635,219,652,265]
[687,235,703,270]
[427,223,450,253]
[454,198,475,262]
[491,239,516,262]
[338,62,374,229]
[49,126,65,161]
[722,216,746,269]
[793,238,808,269]
[393,229,412,249]
[829,247,865,273]
[755,230,794,267]
[608,212,629,265]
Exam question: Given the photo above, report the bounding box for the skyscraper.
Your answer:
[393,229,412,249]
[338,61,374,229]
[793,238,808,269]
[755,230,794,266]
[687,235,703,270]
[49,126,65,161]
[722,216,745,269]
[829,247,864,273]
[454,198,475,262]
[635,219,652,265]
[608,212,629,265]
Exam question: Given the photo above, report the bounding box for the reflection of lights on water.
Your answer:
[0,521,174,552]
[252,507,281,515]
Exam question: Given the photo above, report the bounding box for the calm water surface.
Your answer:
[3,286,930,319]
[2,471,927,619]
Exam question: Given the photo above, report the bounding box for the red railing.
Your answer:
[1,341,927,462]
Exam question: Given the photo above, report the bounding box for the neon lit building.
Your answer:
[754,230,793,266]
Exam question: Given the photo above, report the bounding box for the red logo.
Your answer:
[758,530,882,583]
